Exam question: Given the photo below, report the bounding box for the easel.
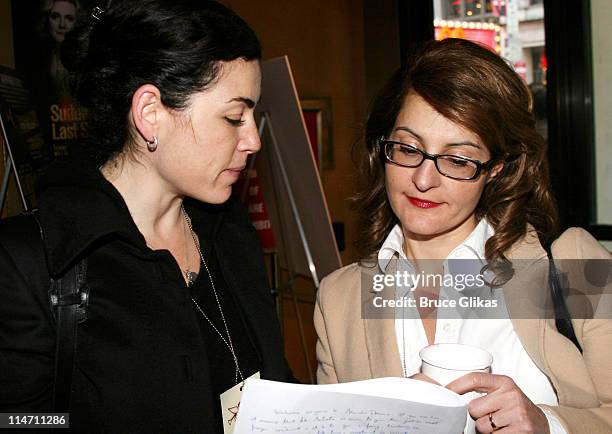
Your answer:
[246,56,342,384]
[0,110,29,215]
[242,112,320,383]
[259,113,320,288]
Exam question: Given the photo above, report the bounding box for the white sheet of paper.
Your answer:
[233,377,467,434]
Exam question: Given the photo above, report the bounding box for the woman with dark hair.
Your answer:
[0,0,292,432]
[315,38,611,433]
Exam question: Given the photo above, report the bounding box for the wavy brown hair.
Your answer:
[353,38,559,264]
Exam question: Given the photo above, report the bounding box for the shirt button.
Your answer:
[443,323,452,333]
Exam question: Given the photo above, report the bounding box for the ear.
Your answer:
[130,84,163,144]
[486,161,504,184]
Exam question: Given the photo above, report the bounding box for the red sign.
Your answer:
[303,110,319,165]
[435,26,497,52]
[234,169,276,251]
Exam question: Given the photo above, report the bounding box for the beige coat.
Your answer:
[315,228,612,433]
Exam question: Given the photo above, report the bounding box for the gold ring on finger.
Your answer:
[489,412,497,430]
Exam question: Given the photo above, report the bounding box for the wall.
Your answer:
[363,0,401,105]
[0,0,13,68]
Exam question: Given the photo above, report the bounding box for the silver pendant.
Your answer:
[185,269,198,286]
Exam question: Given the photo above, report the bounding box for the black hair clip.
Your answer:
[91,6,105,21]
[91,0,113,22]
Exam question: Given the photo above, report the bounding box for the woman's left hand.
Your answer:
[446,372,550,434]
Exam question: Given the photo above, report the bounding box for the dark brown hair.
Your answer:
[353,38,559,264]
[64,0,261,166]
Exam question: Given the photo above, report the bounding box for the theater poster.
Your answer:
[11,0,96,159]
[0,66,48,210]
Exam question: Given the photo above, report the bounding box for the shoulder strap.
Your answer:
[544,241,582,353]
[49,259,88,413]
[26,210,89,412]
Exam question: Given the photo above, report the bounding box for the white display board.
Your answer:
[255,56,342,286]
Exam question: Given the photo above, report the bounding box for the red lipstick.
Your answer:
[408,196,442,209]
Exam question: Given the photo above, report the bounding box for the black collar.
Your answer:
[36,159,235,277]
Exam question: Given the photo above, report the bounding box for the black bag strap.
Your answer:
[26,210,89,413]
[49,260,88,413]
[544,241,582,353]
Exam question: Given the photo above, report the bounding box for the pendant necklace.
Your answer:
[183,216,198,286]
[181,205,244,384]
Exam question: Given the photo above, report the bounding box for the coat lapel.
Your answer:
[362,262,404,378]
[191,200,288,381]
[215,226,286,380]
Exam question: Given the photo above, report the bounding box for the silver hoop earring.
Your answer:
[146,136,158,152]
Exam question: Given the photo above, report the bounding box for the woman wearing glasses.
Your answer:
[314,38,611,433]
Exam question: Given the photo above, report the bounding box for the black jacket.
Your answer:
[0,160,293,433]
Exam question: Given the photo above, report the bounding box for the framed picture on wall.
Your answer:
[300,97,333,171]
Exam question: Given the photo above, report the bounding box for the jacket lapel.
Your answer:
[362,262,404,378]
[215,220,288,380]
[363,316,404,378]
[189,199,288,381]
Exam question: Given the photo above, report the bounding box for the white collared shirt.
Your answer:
[378,219,566,434]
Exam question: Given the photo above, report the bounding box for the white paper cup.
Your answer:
[419,344,493,434]
[419,343,493,386]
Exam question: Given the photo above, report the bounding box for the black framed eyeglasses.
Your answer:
[382,140,496,181]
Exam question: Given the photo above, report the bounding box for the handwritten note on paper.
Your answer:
[233,377,467,434]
